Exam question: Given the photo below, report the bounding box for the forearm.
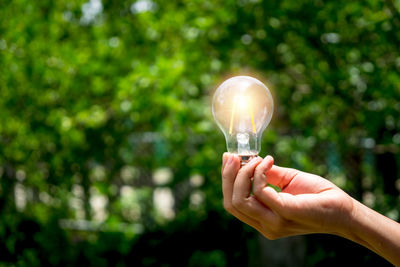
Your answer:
[341,198,400,266]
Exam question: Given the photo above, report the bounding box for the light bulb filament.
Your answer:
[228,96,257,134]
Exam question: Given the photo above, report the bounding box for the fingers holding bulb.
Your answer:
[232,156,262,200]
[221,154,263,230]
[231,157,276,223]
[221,152,230,176]
[253,155,274,196]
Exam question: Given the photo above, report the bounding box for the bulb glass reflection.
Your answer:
[212,76,273,160]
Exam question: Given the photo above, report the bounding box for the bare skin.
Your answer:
[221,153,400,266]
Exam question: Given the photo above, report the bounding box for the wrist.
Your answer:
[330,194,400,265]
[338,197,381,254]
[340,198,363,240]
[328,195,360,239]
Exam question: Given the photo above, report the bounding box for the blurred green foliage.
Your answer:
[0,0,399,266]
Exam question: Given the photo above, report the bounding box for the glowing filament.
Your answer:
[229,96,257,134]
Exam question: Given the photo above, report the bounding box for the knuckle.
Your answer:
[264,232,279,240]
[237,165,252,177]
[254,165,265,177]
[232,196,245,210]
[262,230,283,241]
[260,218,289,240]
[260,227,280,240]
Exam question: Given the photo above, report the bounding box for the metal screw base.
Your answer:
[239,155,258,166]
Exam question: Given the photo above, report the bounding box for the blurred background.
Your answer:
[0,0,399,266]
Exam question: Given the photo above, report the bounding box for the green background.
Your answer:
[0,0,399,266]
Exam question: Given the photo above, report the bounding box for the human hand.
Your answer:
[222,153,400,265]
[221,153,354,239]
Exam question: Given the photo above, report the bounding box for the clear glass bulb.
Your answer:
[212,76,274,164]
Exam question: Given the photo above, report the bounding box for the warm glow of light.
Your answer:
[229,97,237,135]
[237,96,248,110]
[229,95,256,134]
[212,76,274,156]
[250,104,256,133]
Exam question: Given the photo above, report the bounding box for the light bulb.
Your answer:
[212,76,274,164]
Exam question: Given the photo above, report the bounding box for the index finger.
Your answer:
[232,157,276,222]
[221,154,264,229]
